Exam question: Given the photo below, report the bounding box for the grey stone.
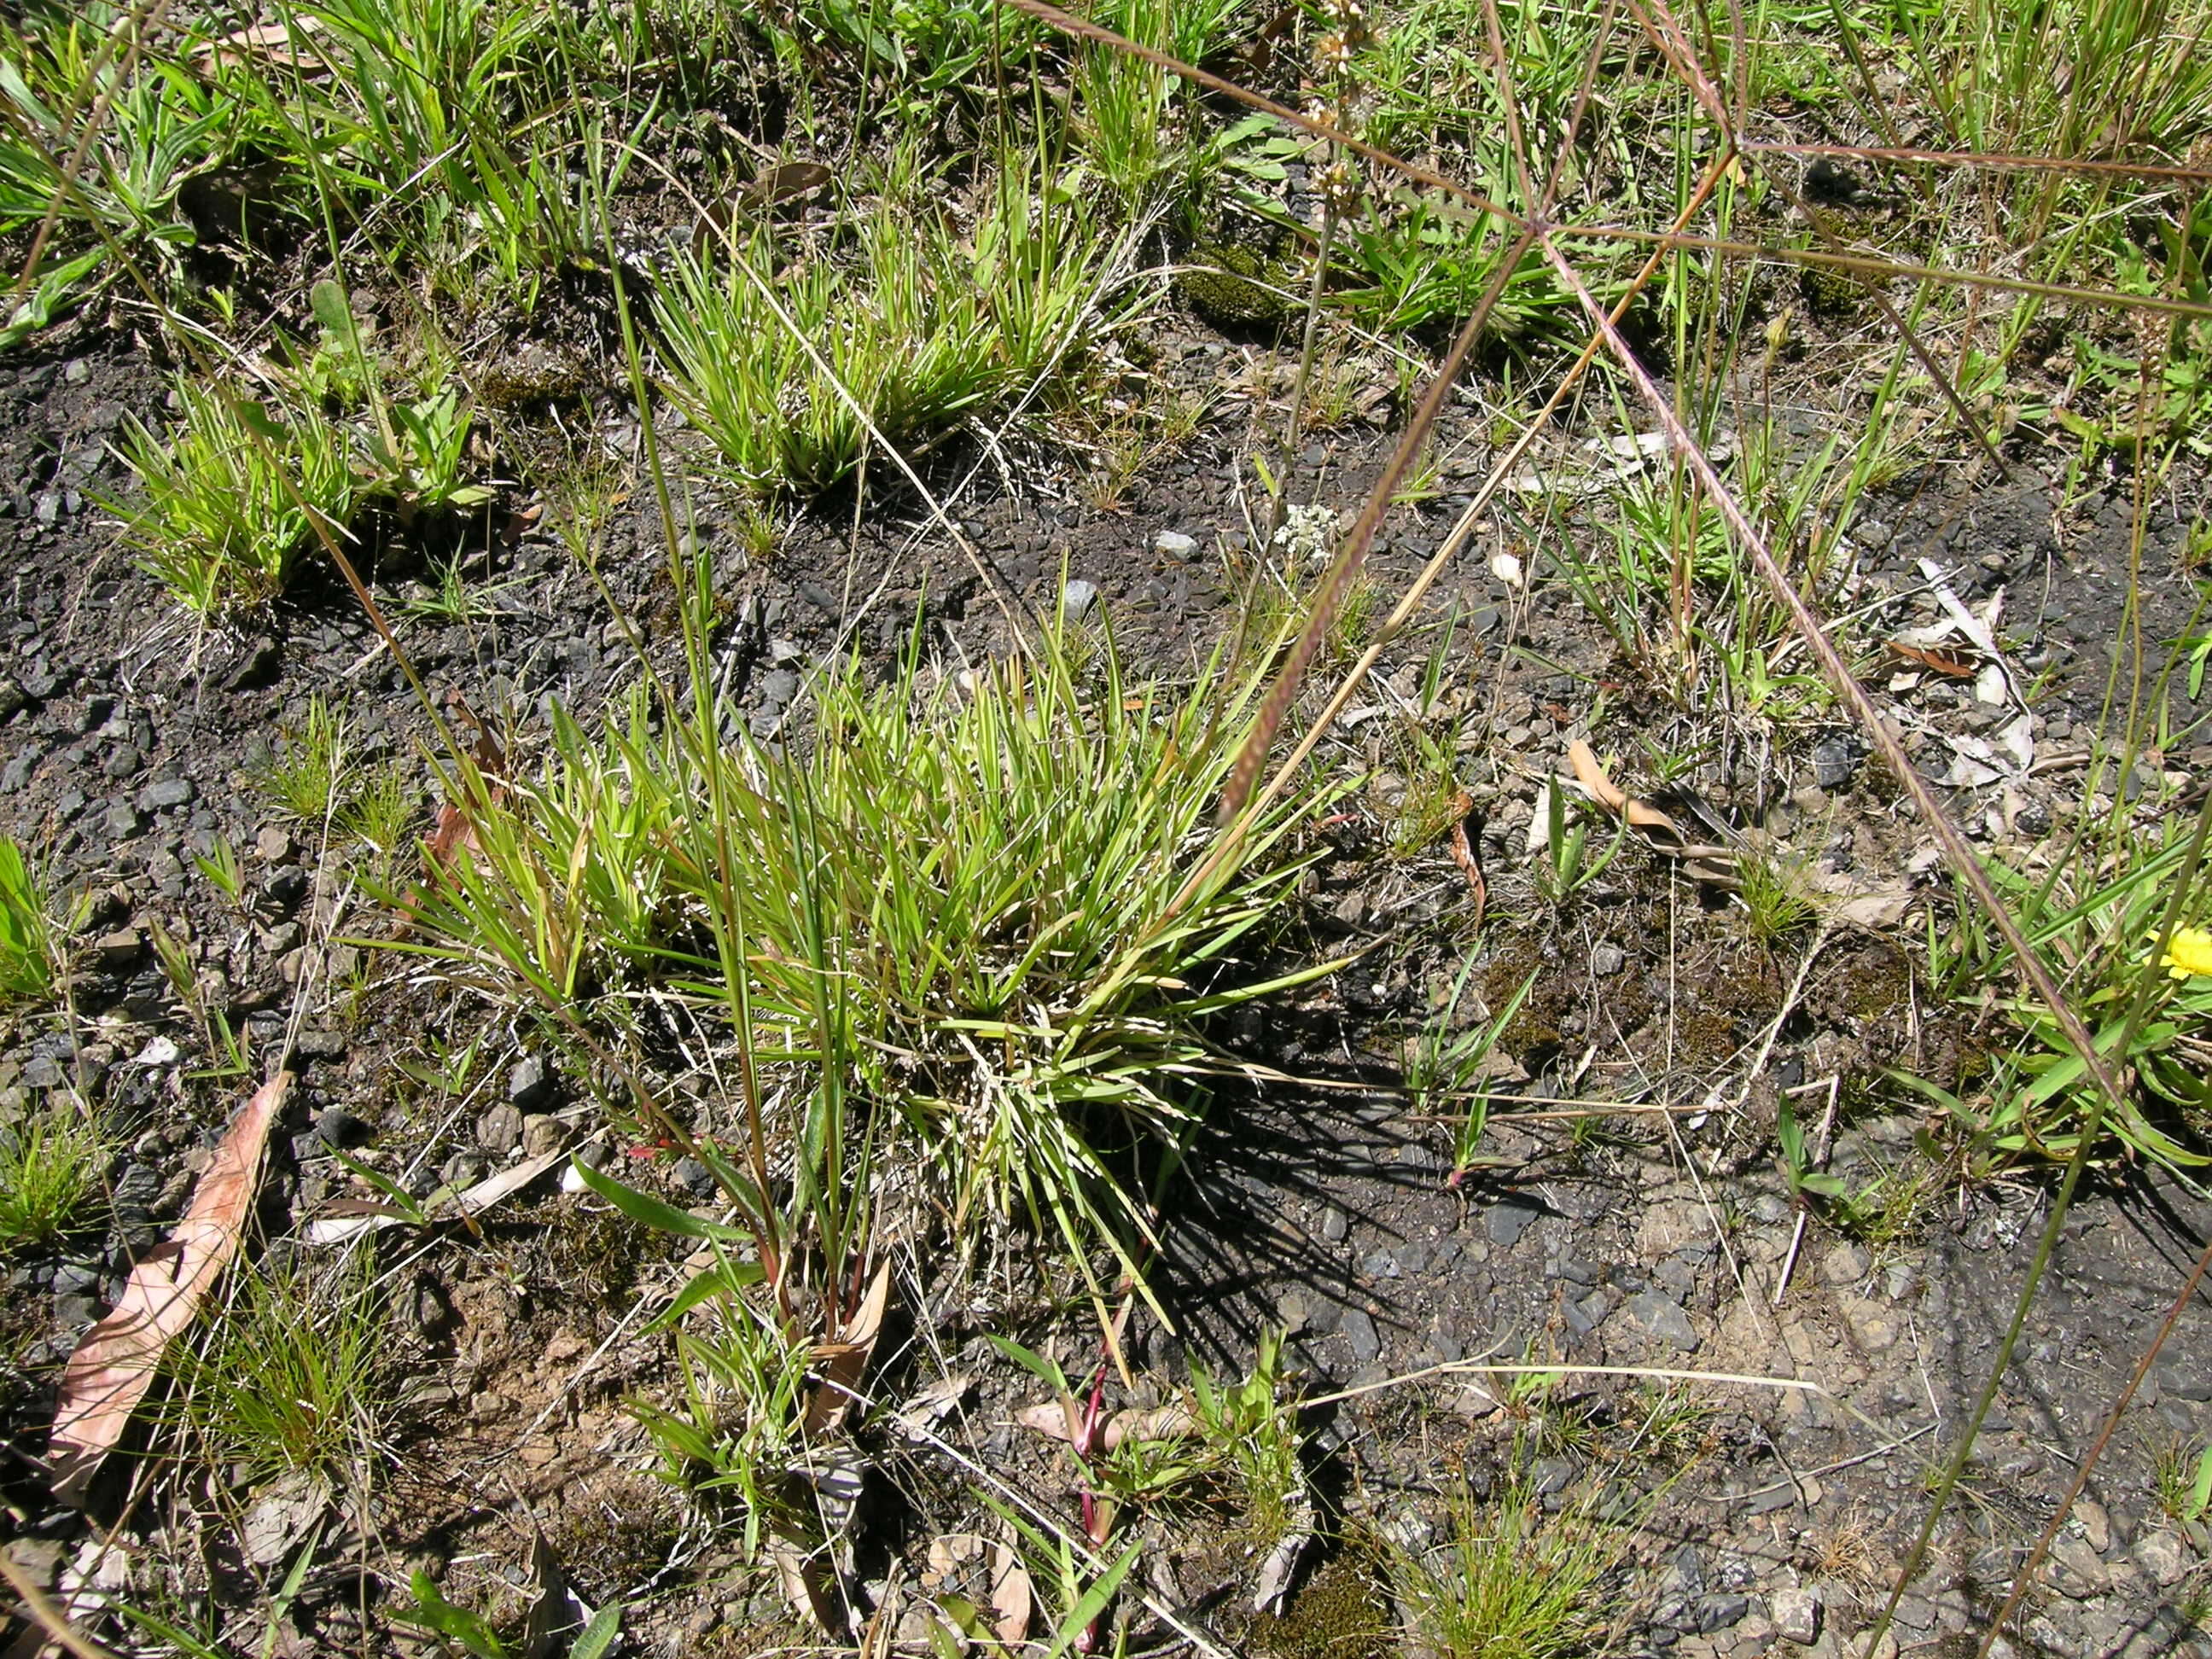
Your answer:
[1592,943,1626,975]
[1696,1594,1750,1633]
[477,1103,524,1155]
[94,929,141,969]
[2049,1536,2109,1597]
[520,1115,563,1158]
[1320,1205,1348,1243]
[2074,1499,2112,1553]
[104,800,142,838]
[1770,1586,1820,1644]
[256,825,295,863]
[1810,739,1855,789]
[2,749,43,792]
[1061,579,1100,620]
[1529,1456,1574,1495]
[1153,531,1199,559]
[0,679,24,720]
[1563,1290,1606,1336]
[442,1150,490,1188]
[316,1108,370,1149]
[137,777,195,812]
[1341,1307,1380,1364]
[293,1029,345,1060]
[757,668,800,710]
[1624,1290,1699,1349]
[5,1537,68,1588]
[508,1056,550,1106]
[2133,1530,2193,1586]
[1819,1241,1869,1285]
[672,1156,716,1196]
[2157,1357,2212,1402]
[1487,1196,1540,1248]
[1837,1293,1897,1352]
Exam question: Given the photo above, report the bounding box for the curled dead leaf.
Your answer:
[1885,639,1978,678]
[805,1260,891,1437]
[49,1073,293,1502]
[1016,1400,1196,1450]
[1564,741,1737,880]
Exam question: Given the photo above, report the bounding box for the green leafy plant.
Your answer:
[2157,1439,2212,1528]
[1187,1327,1304,1543]
[565,1156,802,1562]
[360,388,497,514]
[114,386,356,613]
[0,13,245,341]
[0,835,61,1003]
[0,1099,111,1253]
[1408,959,1540,1183]
[1901,820,2212,1173]
[1532,782,1625,905]
[194,835,248,911]
[395,1570,621,1659]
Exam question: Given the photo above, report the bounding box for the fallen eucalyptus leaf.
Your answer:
[49,1072,293,1503]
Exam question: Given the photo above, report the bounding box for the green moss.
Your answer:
[1798,263,1867,319]
[1178,242,1300,330]
[1676,1009,1739,1065]
[1844,946,1911,1020]
[1240,1549,1395,1659]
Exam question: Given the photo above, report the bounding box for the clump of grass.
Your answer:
[253,696,353,824]
[395,615,1342,1287]
[1390,1474,1621,1659]
[0,1099,112,1254]
[1739,848,1819,945]
[168,1253,385,1485]
[114,384,356,613]
[655,143,1108,498]
[0,836,61,1004]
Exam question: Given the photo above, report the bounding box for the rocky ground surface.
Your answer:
[3,306,2212,1659]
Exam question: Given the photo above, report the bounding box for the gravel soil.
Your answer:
[5,291,2212,1659]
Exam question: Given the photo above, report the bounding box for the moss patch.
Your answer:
[1238,1548,1397,1659]
[1177,242,1300,331]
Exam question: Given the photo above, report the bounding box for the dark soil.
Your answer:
[6,278,2212,1659]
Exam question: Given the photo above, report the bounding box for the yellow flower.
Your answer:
[2164,924,2212,981]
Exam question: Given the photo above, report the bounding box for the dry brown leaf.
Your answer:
[987,1535,1032,1644]
[1566,741,1690,841]
[304,1144,568,1244]
[1886,639,1977,678]
[804,1260,891,1437]
[1016,1401,1196,1450]
[1566,741,1733,867]
[765,1531,840,1633]
[1015,1400,1083,1441]
[192,20,325,71]
[48,1072,292,1503]
[892,1374,970,1439]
